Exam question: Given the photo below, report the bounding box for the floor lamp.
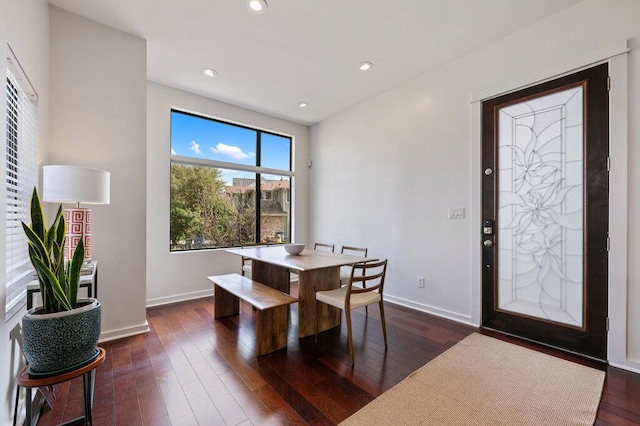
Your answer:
[42,165,110,261]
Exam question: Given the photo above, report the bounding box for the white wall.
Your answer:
[146,82,310,306]
[311,0,640,368]
[0,1,50,423]
[49,7,149,341]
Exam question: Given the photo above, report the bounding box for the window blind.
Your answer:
[5,47,38,318]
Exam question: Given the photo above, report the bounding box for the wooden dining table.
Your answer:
[226,245,374,338]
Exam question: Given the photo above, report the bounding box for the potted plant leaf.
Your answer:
[21,187,101,376]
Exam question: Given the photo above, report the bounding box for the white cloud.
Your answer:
[211,143,255,160]
[190,140,201,154]
[170,148,176,155]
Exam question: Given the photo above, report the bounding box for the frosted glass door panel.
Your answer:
[497,85,584,328]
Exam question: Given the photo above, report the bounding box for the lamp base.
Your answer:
[63,208,92,261]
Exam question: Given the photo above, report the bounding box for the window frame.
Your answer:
[169,109,294,251]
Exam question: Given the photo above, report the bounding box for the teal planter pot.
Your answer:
[22,298,101,376]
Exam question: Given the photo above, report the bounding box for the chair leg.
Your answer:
[379,301,388,350]
[361,281,368,316]
[346,309,355,367]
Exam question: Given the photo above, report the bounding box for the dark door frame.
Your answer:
[481,63,609,360]
[469,48,630,365]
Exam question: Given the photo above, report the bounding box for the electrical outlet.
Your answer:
[417,277,425,288]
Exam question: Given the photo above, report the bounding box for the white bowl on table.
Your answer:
[284,243,305,255]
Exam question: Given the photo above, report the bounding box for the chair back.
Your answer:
[313,242,335,252]
[346,259,387,297]
[339,246,369,283]
[341,245,368,257]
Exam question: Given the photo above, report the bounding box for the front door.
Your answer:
[481,63,609,360]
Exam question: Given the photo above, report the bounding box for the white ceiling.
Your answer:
[48,0,583,126]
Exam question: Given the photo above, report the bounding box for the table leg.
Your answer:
[297,267,341,338]
[27,290,34,310]
[252,260,290,293]
[251,260,341,338]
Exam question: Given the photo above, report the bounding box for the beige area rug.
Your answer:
[341,333,605,425]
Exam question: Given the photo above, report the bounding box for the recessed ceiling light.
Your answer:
[359,61,373,71]
[203,68,217,77]
[247,0,267,13]
[298,102,308,108]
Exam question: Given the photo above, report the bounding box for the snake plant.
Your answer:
[21,187,85,313]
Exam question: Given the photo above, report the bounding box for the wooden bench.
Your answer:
[207,273,298,356]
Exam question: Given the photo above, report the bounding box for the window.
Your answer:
[170,110,293,251]
[5,46,38,317]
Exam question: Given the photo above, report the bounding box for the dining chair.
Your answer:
[313,242,335,252]
[315,259,388,367]
[338,245,373,314]
[287,242,332,285]
[339,246,369,286]
[290,241,335,283]
[297,242,333,282]
[240,242,270,278]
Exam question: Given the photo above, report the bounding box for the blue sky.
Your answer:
[170,111,291,184]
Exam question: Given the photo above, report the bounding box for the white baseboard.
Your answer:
[384,294,477,327]
[146,289,214,308]
[609,358,640,375]
[99,321,150,343]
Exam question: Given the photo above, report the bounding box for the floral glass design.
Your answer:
[497,84,585,327]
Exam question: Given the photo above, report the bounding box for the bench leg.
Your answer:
[256,305,289,356]
[214,285,239,318]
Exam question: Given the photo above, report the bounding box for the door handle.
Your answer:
[483,240,494,247]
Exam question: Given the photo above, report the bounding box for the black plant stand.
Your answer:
[15,347,105,426]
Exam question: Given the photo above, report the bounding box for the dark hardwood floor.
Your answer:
[36,293,640,425]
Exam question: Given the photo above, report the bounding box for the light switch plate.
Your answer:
[448,207,465,219]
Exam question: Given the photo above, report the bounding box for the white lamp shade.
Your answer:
[42,165,110,205]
